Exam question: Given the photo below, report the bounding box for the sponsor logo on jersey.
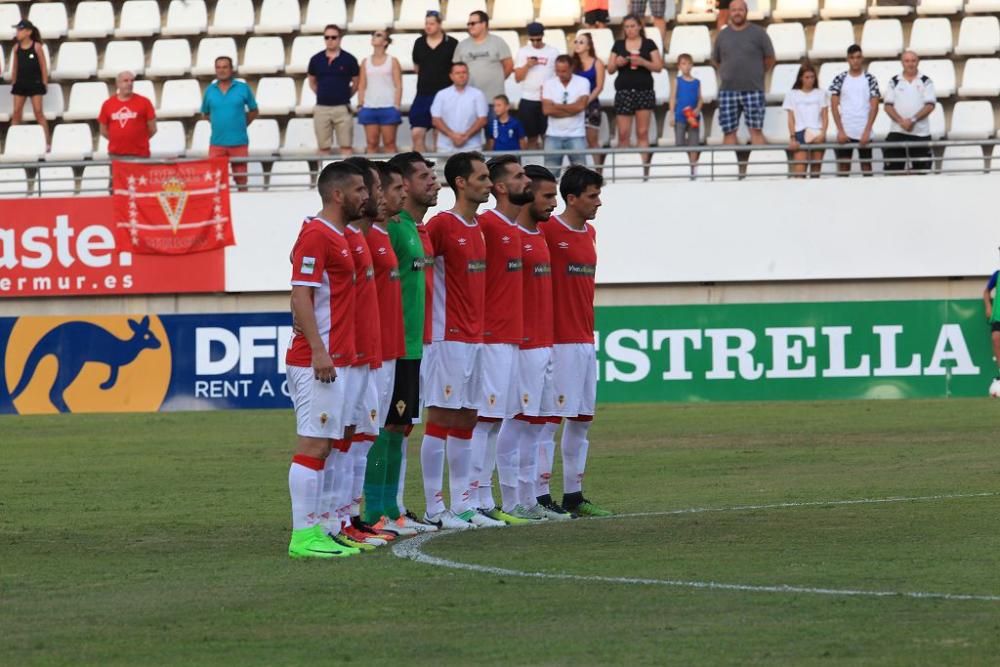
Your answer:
[567,263,596,276]
[411,258,425,271]
[389,268,400,281]
[533,263,551,276]
[558,241,570,249]
[501,235,512,244]
[467,260,487,273]
[365,266,375,280]
[301,257,316,274]
[457,237,468,246]
[506,259,523,272]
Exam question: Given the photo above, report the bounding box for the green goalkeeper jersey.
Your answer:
[389,210,426,360]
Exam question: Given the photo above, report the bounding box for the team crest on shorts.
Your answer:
[522,393,530,405]
[488,394,496,407]
[395,399,407,416]
[319,412,329,425]
[444,385,453,398]
[557,395,566,406]
[370,409,377,423]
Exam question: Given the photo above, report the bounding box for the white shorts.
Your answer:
[351,365,381,436]
[477,343,521,418]
[422,340,483,410]
[287,364,365,440]
[551,343,597,417]
[517,346,556,417]
[374,359,396,429]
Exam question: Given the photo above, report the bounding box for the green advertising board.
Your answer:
[594,299,995,402]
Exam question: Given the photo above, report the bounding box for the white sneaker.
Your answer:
[379,516,418,536]
[400,513,438,533]
[427,510,476,530]
[468,509,507,528]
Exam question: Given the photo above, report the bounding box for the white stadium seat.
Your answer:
[192,38,240,76]
[820,0,866,19]
[350,0,394,31]
[47,123,94,161]
[578,29,615,62]
[955,17,1000,56]
[865,60,898,92]
[861,19,903,59]
[1,125,47,163]
[908,18,952,56]
[0,168,30,195]
[443,0,486,31]
[287,35,325,74]
[0,5,20,42]
[388,33,420,72]
[767,23,807,61]
[158,79,203,118]
[921,59,956,97]
[163,0,208,36]
[295,79,317,114]
[400,72,417,111]
[280,118,319,156]
[692,65,718,103]
[817,61,842,90]
[948,100,994,139]
[538,0,581,27]
[51,42,99,80]
[63,81,109,120]
[917,0,962,15]
[957,58,1000,97]
[68,1,115,39]
[766,63,800,103]
[255,77,297,115]
[597,71,616,108]
[28,3,68,39]
[133,79,157,106]
[666,26,712,64]
[491,0,535,28]
[868,0,913,16]
[676,0,718,24]
[81,165,110,193]
[772,0,819,20]
[148,39,192,77]
[257,0,302,33]
[242,37,286,74]
[99,41,146,78]
[493,31,523,60]
[929,102,947,139]
[149,120,187,158]
[397,0,441,30]
[248,119,281,156]
[22,80,64,121]
[544,29,569,55]
[341,35,375,63]
[653,70,671,106]
[0,84,11,122]
[188,119,212,157]
[115,1,161,38]
[269,161,313,189]
[762,106,790,144]
[504,72,523,108]
[747,0,772,21]
[38,167,76,197]
[966,0,1000,13]
[301,0,348,33]
[94,135,109,160]
[809,20,855,60]
[940,145,986,173]
[209,0,256,35]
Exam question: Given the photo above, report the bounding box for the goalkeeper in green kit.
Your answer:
[364,152,441,534]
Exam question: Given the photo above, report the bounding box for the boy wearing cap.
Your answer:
[513,22,559,150]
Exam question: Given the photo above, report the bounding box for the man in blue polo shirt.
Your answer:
[309,24,360,156]
[201,56,258,191]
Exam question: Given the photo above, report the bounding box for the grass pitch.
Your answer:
[2,400,999,666]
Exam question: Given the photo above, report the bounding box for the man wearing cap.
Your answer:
[513,22,559,151]
[454,10,513,133]
[98,71,157,158]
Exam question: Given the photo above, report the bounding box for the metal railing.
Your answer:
[1,138,998,197]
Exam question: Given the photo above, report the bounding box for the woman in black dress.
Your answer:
[9,20,50,147]
[606,14,663,172]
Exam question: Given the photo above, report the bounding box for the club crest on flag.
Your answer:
[156,177,189,234]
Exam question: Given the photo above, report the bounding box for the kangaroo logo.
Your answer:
[4,315,171,414]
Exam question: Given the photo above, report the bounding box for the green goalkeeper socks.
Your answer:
[362,430,391,524]
[382,430,405,520]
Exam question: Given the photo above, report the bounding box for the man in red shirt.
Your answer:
[419,151,495,530]
[97,71,157,158]
[537,165,612,518]
[468,155,533,525]
[285,160,369,559]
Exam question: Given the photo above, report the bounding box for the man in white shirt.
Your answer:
[829,44,880,176]
[514,22,559,150]
[431,62,489,152]
[541,56,591,177]
[883,50,936,174]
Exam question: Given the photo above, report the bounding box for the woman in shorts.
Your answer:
[357,29,403,154]
[607,15,662,172]
[783,62,828,178]
[572,32,606,168]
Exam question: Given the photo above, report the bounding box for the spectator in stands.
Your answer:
[711,0,774,148]
[883,50,935,174]
[715,0,732,30]
[487,94,526,151]
[309,24,360,156]
[454,11,513,131]
[431,62,488,152]
[783,62,828,178]
[201,56,258,191]
[9,20,50,149]
[541,55,591,177]
[583,0,610,28]
[829,44,880,176]
[357,30,402,154]
[98,71,157,159]
[607,14,663,170]
[571,32,607,169]
[668,53,703,176]
[630,1,668,46]
[514,22,559,150]
[412,10,458,153]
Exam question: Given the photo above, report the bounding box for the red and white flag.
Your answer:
[112,158,236,255]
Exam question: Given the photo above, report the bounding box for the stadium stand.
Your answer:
[163,0,210,36]
[115,1,162,38]
[99,41,147,78]
[68,1,115,39]
[766,22,807,61]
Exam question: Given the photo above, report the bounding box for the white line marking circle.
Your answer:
[391,492,1000,602]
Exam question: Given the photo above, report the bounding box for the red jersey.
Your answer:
[345,225,381,368]
[517,224,553,349]
[97,94,156,157]
[419,223,434,345]
[425,210,487,343]
[478,209,523,345]
[365,223,406,362]
[286,217,356,367]
[538,215,596,344]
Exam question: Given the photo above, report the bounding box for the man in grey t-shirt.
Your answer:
[454,10,513,129]
[710,0,775,146]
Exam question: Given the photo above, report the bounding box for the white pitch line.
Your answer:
[392,492,1000,603]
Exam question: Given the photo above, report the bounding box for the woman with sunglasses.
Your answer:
[607,14,663,173]
[571,33,606,169]
[357,30,403,154]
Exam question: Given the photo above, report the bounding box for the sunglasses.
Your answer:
[529,36,543,40]
[467,20,482,26]
[562,91,569,103]
[324,34,340,40]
